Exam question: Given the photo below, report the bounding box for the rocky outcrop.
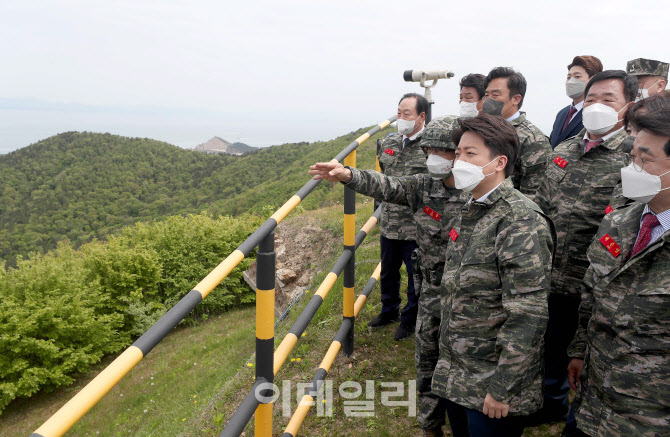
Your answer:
[194,137,255,155]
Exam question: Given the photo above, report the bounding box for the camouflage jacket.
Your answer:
[535,128,627,295]
[346,168,468,297]
[431,178,554,415]
[567,202,670,436]
[509,112,551,202]
[376,131,427,240]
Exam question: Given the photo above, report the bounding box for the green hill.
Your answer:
[0,127,388,263]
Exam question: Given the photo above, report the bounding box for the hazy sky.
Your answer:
[1,0,667,154]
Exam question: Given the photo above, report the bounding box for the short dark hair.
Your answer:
[459,73,487,100]
[623,93,670,131]
[567,55,604,78]
[486,67,527,109]
[451,114,518,177]
[398,93,429,116]
[627,94,670,155]
[584,70,638,103]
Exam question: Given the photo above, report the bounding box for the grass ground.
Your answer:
[1,201,562,436]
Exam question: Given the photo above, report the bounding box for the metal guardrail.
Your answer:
[31,116,396,437]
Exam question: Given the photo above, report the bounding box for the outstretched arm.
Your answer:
[308,160,352,183]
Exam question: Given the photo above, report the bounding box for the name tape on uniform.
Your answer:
[599,233,621,258]
[423,206,441,221]
[553,156,568,168]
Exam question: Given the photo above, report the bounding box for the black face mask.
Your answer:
[481,98,505,116]
[622,135,635,154]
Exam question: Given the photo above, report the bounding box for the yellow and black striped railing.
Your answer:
[281,263,381,437]
[31,116,396,437]
[221,207,382,436]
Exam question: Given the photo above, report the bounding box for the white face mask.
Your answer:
[426,154,454,180]
[582,103,628,135]
[459,101,480,118]
[635,80,662,102]
[565,77,586,99]
[397,118,418,135]
[451,156,500,192]
[621,163,670,203]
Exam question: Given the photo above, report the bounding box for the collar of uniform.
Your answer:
[429,179,462,199]
[582,127,626,150]
[403,126,425,143]
[428,176,448,198]
[506,110,521,122]
[470,178,513,207]
[609,202,646,260]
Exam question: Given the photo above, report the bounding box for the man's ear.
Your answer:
[511,94,522,107]
[496,155,508,173]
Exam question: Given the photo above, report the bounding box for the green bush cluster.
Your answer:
[0,213,259,413]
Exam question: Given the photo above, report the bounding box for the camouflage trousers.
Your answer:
[415,285,445,430]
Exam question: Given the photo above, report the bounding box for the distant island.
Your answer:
[194,137,257,155]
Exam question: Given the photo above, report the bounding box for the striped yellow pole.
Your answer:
[342,149,356,356]
[254,231,275,437]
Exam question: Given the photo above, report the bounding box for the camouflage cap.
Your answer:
[420,119,458,151]
[626,58,669,79]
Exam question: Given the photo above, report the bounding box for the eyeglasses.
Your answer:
[624,153,670,172]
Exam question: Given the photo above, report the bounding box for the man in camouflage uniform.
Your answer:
[483,67,551,202]
[533,70,638,427]
[309,119,468,437]
[565,97,670,436]
[432,114,554,436]
[626,58,668,102]
[369,93,429,341]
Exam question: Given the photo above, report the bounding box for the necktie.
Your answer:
[402,138,409,149]
[631,213,661,258]
[561,106,577,133]
[584,138,603,153]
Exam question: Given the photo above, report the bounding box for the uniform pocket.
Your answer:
[589,171,621,197]
[585,236,620,278]
[610,360,670,407]
[378,150,397,169]
[546,162,568,183]
[633,286,670,337]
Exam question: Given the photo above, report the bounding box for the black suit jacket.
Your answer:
[550,105,583,148]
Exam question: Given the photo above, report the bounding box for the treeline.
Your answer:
[0,213,259,413]
[0,128,386,263]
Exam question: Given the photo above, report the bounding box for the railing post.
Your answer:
[254,230,275,437]
[343,150,356,357]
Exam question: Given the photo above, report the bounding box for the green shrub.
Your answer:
[0,213,260,413]
[0,243,128,413]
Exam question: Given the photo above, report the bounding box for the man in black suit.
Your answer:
[550,56,603,148]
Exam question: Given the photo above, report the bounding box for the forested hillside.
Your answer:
[0,127,386,263]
